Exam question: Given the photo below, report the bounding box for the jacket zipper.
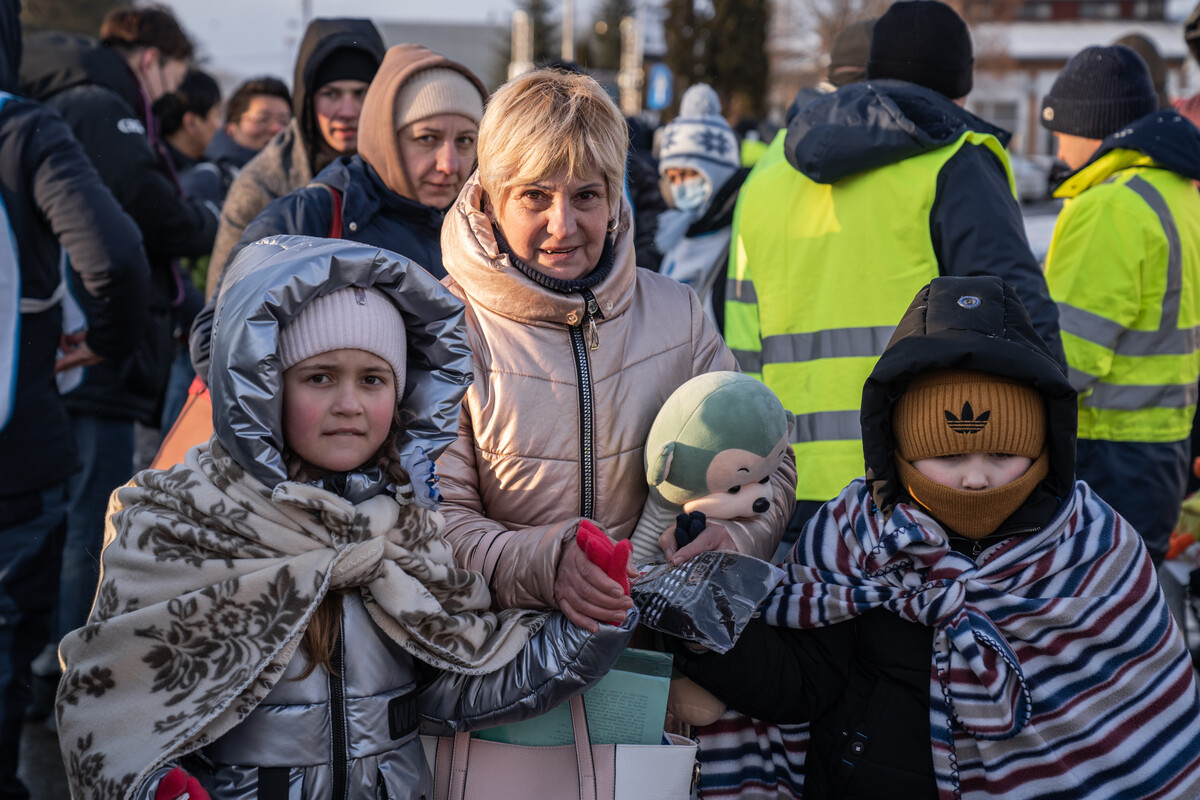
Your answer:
[970,526,1042,559]
[330,625,348,800]
[570,289,604,519]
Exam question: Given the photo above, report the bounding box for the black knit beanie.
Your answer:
[1040,45,1156,140]
[313,46,379,90]
[867,1,973,99]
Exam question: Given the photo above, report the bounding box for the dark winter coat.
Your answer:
[672,276,1077,799]
[178,128,257,209]
[234,156,445,276]
[0,17,148,495]
[206,18,385,288]
[20,32,218,425]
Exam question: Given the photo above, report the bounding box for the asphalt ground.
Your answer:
[18,671,68,796]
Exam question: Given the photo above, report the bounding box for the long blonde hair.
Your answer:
[285,406,410,678]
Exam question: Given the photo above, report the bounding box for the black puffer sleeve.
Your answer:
[417,610,637,733]
[666,616,853,724]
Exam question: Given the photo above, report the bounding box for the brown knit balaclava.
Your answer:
[893,369,1048,538]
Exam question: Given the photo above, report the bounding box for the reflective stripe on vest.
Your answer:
[725,130,1011,499]
[1054,171,1200,442]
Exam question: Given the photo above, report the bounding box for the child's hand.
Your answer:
[154,767,210,800]
[659,518,737,565]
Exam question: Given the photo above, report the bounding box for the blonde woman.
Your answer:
[437,69,797,633]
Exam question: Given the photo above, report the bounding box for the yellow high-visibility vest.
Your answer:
[1046,149,1200,443]
[725,128,1015,501]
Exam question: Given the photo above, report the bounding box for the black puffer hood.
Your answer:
[785,79,1009,184]
[292,17,385,172]
[211,235,471,497]
[1087,108,1200,183]
[20,30,139,113]
[861,276,1077,522]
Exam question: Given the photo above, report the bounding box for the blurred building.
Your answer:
[968,1,1188,157]
[376,20,510,89]
[763,0,1191,155]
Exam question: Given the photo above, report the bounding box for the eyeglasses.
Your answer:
[242,113,291,128]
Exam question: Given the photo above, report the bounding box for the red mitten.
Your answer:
[576,519,632,595]
[154,767,210,800]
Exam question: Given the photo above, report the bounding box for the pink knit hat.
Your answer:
[278,286,407,391]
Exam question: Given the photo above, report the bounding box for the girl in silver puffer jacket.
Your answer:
[55,237,635,800]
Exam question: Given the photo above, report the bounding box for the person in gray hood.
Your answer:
[54,236,636,800]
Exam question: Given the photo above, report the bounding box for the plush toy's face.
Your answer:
[681,433,790,518]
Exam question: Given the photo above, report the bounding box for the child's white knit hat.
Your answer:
[279,286,407,391]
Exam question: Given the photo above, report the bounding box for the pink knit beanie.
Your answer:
[278,286,407,391]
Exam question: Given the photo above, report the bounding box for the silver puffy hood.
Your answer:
[210,235,472,493]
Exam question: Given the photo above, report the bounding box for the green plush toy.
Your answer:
[628,371,792,728]
[629,371,793,565]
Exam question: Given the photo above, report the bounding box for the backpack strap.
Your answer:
[313,182,344,239]
[0,92,21,430]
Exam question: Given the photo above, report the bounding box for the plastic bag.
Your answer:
[631,550,784,653]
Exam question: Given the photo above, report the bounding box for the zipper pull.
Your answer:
[971,540,983,558]
[585,296,600,350]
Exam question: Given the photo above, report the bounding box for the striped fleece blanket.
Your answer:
[696,479,1200,799]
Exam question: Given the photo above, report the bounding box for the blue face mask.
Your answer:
[670,175,712,211]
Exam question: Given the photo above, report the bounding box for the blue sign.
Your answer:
[646,63,673,111]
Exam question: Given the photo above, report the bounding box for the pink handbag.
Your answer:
[422,695,699,800]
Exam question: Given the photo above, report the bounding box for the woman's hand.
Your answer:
[554,538,634,633]
[658,519,735,565]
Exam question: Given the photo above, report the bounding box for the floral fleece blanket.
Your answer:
[55,438,547,800]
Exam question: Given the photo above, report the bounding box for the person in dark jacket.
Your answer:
[725,0,1064,556]
[671,275,1200,800]
[191,45,485,382]
[205,17,385,293]
[191,76,291,207]
[1042,46,1200,567]
[155,69,223,206]
[153,69,223,432]
[0,2,150,794]
[18,4,218,710]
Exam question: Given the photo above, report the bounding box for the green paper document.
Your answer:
[474,648,673,746]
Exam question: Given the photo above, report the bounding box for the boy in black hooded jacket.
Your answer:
[672,276,1200,800]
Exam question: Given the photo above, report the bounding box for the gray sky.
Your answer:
[166,0,602,82]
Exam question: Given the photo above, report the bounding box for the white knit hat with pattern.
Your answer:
[658,84,740,190]
[279,286,407,391]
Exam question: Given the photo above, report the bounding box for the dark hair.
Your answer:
[100,5,193,60]
[153,69,220,136]
[225,76,292,125]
